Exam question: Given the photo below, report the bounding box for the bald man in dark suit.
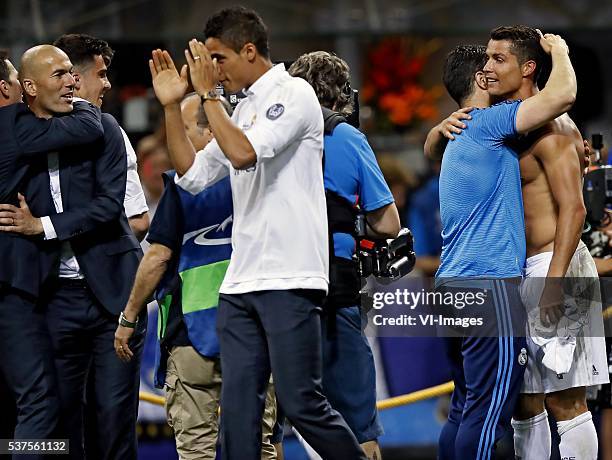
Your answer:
[0,48,103,454]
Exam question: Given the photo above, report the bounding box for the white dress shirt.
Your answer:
[176,63,329,294]
[119,127,149,218]
[41,152,84,279]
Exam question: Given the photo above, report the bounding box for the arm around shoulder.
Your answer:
[17,101,104,156]
[424,123,449,161]
[424,108,473,160]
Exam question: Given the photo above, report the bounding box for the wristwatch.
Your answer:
[200,90,221,103]
[119,311,138,328]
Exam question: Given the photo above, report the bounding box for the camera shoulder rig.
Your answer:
[355,217,416,280]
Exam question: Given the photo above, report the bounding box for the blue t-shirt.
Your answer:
[407,175,442,257]
[324,122,394,259]
[437,100,526,278]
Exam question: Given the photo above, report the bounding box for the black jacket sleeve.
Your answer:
[15,101,103,156]
[48,114,127,240]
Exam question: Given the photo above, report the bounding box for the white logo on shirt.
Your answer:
[518,348,528,366]
[182,215,232,246]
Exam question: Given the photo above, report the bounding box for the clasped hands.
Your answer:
[149,39,221,107]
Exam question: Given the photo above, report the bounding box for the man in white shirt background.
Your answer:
[143,6,367,460]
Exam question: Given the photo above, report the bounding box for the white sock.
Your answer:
[512,410,551,460]
[557,411,598,460]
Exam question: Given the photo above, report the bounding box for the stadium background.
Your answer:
[2,1,612,458]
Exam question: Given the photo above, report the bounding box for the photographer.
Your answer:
[289,51,400,460]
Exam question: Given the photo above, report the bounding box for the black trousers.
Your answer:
[217,289,366,460]
[44,280,145,460]
[0,287,61,460]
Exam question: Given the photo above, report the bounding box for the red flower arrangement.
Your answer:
[362,37,443,131]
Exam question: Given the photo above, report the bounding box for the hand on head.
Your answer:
[538,30,569,55]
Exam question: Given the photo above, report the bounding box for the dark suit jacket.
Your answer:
[0,101,103,297]
[27,114,143,315]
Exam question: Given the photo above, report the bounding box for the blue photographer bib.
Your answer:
[149,172,233,386]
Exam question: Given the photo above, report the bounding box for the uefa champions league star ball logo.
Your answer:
[266,103,285,120]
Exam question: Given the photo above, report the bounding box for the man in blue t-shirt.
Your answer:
[289,52,400,459]
[424,33,577,459]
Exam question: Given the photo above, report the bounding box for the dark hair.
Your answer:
[288,51,352,115]
[53,34,114,68]
[442,45,487,106]
[204,6,269,59]
[0,49,9,82]
[490,25,549,83]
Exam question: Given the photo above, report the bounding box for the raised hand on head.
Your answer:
[539,32,569,56]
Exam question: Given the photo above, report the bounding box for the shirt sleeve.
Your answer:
[41,216,57,240]
[174,141,230,195]
[119,127,149,217]
[146,176,183,251]
[483,100,522,141]
[244,81,321,161]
